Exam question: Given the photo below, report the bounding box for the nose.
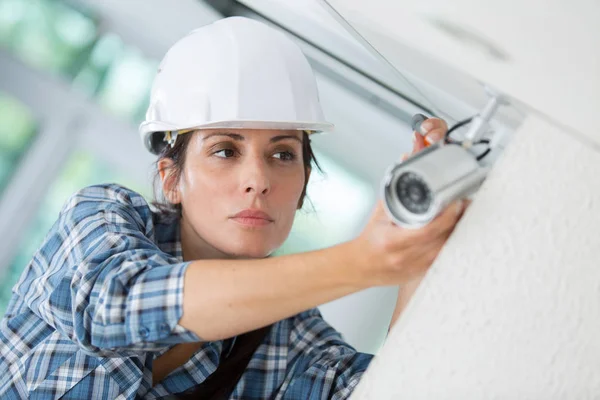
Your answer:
[241,156,271,196]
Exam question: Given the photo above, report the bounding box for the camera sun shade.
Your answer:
[382,142,488,229]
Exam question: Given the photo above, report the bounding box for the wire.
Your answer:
[444,117,473,143]
[445,117,493,161]
[473,139,490,147]
[476,148,492,161]
[472,139,492,160]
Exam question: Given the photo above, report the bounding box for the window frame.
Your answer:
[0,49,153,275]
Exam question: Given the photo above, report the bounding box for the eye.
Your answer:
[214,148,236,158]
[273,151,296,161]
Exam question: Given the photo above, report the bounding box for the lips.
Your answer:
[230,209,274,227]
[232,209,273,220]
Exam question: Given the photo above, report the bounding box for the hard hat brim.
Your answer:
[139,119,334,154]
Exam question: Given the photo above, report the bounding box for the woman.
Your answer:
[0,17,464,399]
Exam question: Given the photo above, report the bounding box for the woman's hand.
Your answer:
[354,200,464,286]
[350,118,466,288]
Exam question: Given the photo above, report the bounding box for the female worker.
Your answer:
[0,17,463,399]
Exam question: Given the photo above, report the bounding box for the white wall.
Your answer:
[352,114,600,398]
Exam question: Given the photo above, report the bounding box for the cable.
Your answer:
[476,148,492,161]
[472,139,492,160]
[445,117,494,161]
[444,117,473,143]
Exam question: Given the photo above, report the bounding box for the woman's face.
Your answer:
[163,128,308,260]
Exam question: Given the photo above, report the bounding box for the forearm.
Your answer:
[389,275,424,330]
[179,242,367,341]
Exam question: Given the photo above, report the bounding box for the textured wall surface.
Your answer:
[352,115,600,399]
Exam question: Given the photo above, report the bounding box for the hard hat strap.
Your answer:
[164,131,178,148]
[164,129,195,148]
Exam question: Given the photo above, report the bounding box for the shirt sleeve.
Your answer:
[280,308,373,400]
[14,185,200,357]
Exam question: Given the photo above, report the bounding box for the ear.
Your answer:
[157,158,182,205]
[297,166,312,209]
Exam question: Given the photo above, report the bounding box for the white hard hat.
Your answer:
[140,17,333,154]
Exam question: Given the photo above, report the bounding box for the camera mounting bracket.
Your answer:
[462,86,510,148]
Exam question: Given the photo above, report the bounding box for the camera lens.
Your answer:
[395,172,432,215]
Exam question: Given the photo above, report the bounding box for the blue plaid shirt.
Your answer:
[0,184,372,399]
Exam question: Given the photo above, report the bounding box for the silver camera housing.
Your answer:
[382,142,488,229]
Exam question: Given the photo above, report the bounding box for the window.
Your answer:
[0,0,157,124]
[0,92,37,192]
[0,150,150,314]
[0,0,97,78]
[73,32,158,123]
[276,151,374,255]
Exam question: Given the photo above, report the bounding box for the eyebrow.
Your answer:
[202,132,302,144]
[203,132,245,141]
[269,135,303,144]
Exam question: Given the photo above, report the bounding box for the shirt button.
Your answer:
[159,323,170,335]
[139,326,150,339]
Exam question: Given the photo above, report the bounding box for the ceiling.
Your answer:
[68,0,528,128]
[67,0,222,60]
[324,0,600,148]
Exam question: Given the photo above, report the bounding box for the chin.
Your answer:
[221,239,278,259]
[229,247,272,259]
[217,226,288,259]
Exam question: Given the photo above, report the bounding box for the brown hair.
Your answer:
[151,130,320,219]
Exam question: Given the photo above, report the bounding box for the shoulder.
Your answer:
[61,183,150,213]
[59,183,154,228]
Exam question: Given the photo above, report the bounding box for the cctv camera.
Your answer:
[382,142,488,229]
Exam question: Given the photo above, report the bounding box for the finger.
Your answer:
[424,199,472,236]
[412,131,426,153]
[424,128,447,146]
[416,200,464,241]
[419,117,448,135]
[378,199,465,247]
[380,203,458,249]
[420,118,448,146]
[435,200,464,227]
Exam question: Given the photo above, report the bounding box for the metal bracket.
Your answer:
[463,86,510,144]
[164,131,179,148]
